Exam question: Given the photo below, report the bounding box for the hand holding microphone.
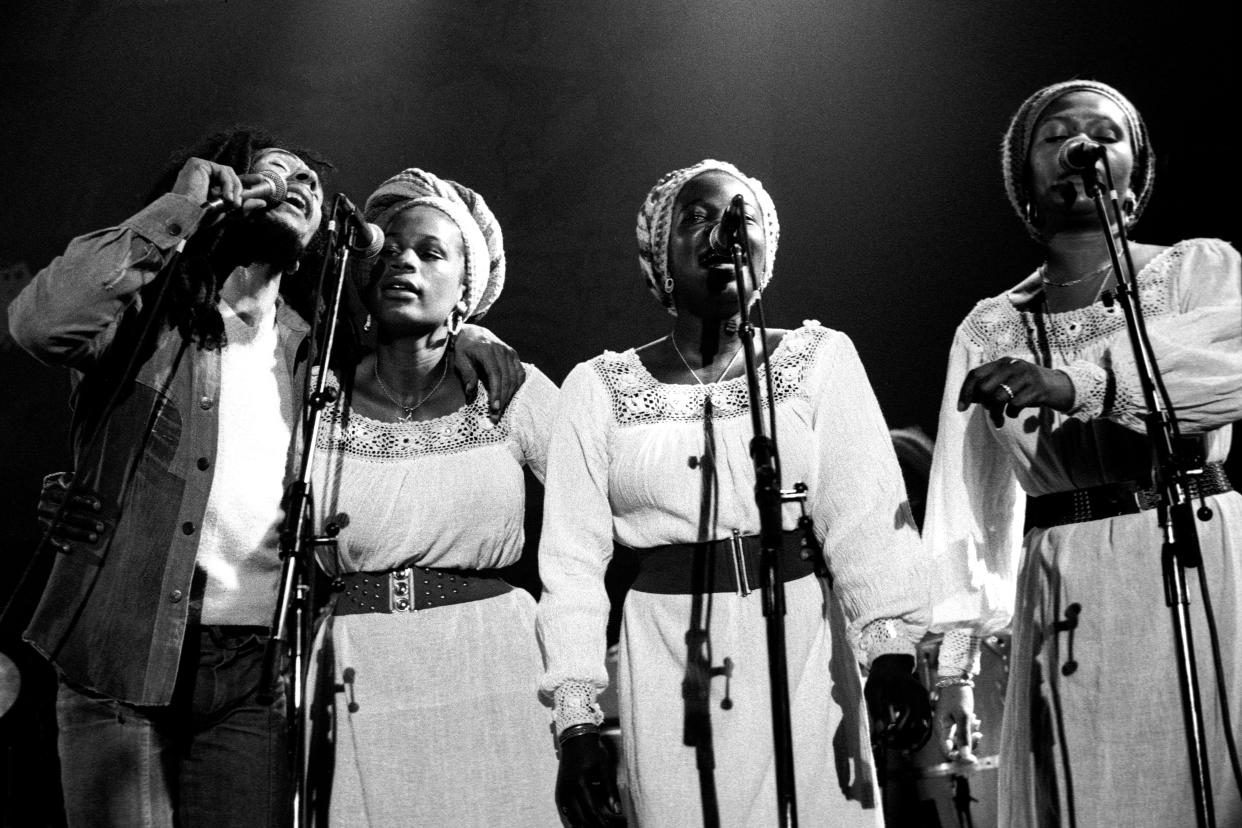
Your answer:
[172,157,288,213]
[202,169,287,212]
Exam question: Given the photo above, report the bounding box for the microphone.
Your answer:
[1057,137,1106,174]
[335,195,385,258]
[707,194,747,256]
[201,169,287,211]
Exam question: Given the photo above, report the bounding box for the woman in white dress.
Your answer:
[926,80,1242,827]
[537,160,931,827]
[305,168,560,827]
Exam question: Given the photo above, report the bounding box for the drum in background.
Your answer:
[880,630,1010,828]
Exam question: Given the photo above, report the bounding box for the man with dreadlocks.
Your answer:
[7,128,523,827]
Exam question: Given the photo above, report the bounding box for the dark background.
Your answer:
[1,1,1237,823]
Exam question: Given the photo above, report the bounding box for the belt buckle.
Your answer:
[1133,487,1162,512]
[390,566,414,612]
[729,530,752,598]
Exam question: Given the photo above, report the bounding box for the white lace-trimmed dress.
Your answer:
[306,365,561,828]
[537,322,929,827]
[925,238,1242,827]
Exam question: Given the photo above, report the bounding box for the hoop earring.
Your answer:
[1121,193,1137,224]
[363,313,372,332]
[446,301,467,339]
[1024,199,1042,228]
[663,275,675,294]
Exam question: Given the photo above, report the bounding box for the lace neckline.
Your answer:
[959,241,1200,359]
[592,324,824,427]
[623,332,793,390]
[1008,241,1180,318]
[315,369,509,461]
[323,369,491,430]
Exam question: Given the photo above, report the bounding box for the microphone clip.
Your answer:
[707,193,750,259]
[329,194,384,258]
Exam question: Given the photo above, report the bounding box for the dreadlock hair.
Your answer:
[144,126,335,350]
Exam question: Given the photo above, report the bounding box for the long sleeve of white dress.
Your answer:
[805,330,931,661]
[536,361,617,698]
[924,331,1026,636]
[1063,238,1242,432]
[927,237,1242,641]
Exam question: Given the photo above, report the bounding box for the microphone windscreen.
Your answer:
[352,222,385,258]
[1057,138,1104,173]
[255,169,289,203]
[707,220,727,255]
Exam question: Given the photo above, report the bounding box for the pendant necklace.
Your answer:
[374,356,449,422]
[670,334,742,387]
[1039,261,1111,288]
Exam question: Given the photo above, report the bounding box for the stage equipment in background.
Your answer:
[881,632,1009,828]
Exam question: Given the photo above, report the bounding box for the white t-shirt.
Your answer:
[197,301,294,624]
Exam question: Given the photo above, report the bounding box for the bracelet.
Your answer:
[934,676,975,689]
[557,723,600,746]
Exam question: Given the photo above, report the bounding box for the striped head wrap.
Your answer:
[363,168,505,319]
[1002,79,1154,241]
[636,160,780,315]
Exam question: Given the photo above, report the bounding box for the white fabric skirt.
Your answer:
[1000,491,1242,827]
[616,574,885,827]
[309,588,560,827]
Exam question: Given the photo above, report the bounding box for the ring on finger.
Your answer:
[999,382,1015,402]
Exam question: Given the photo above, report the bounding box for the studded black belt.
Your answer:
[629,529,820,596]
[1027,462,1233,529]
[332,565,512,614]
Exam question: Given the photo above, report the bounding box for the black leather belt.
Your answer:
[332,565,512,615]
[1028,462,1232,529]
[629,530,821,595]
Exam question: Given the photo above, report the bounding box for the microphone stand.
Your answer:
[257,194,357,828]
[1075,165,1215,827]
[723,194,807,828]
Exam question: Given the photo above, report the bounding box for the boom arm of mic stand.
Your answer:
[257,205,357,827]
[1080,169,1215,826]
[1084,170,1203,565]
[727,223,799,827]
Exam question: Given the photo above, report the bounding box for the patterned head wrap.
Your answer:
[1002,79,1155,241]
[363,168,505,319]
[636,159,780,315]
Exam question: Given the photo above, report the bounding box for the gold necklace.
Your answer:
[1039,261,1111,288]
[669,334,742,386]
[373,356,449,421]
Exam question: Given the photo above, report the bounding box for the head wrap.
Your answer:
[1002,79,1155,241]
[635,159,780,315]
[363,168,505,319]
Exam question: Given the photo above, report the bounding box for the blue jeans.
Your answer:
[56,626,290,828]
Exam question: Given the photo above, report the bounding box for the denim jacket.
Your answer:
[8,194,309,705]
